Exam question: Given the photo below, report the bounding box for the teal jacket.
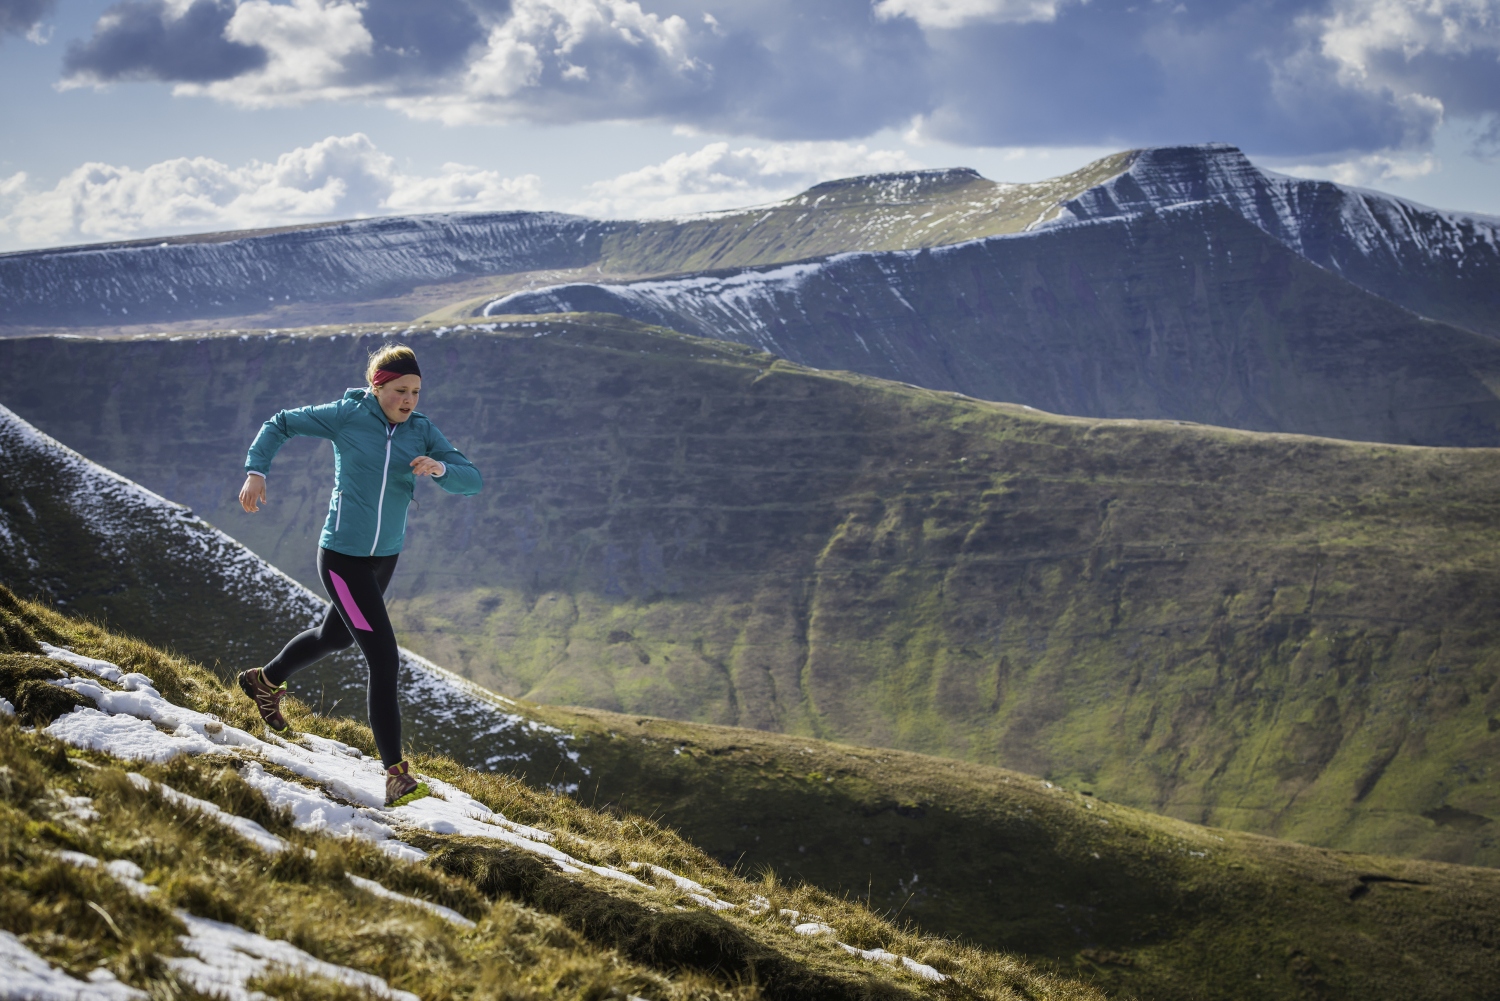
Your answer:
[245,389,482,557]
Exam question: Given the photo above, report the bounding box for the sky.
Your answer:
[1,0,1498,252]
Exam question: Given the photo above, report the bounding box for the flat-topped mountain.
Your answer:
[7,143,1497,445]
[1056,143,1500,337]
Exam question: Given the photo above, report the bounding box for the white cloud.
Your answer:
[1317,0,1500,77]
[175,0,373,105]
[1311,0,1500,129]
[572,140,922,217]
[1279,149,1440,187]
[873,0,1079,29]
[395,0,704,125]
[0,134,541,250]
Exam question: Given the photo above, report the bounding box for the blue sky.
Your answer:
[2,0,1498,251]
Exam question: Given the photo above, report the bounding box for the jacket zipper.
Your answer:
[334,490,342,531]
[370,422,396,555]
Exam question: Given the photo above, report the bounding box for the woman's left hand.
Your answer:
[411,456,446,477]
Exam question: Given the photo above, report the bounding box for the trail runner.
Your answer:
[236,344,482,807]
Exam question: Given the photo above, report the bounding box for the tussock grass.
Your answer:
[0,585,1103,1001]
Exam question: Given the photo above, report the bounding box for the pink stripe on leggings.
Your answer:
[328,570,373,631]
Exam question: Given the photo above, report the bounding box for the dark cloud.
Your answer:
[53,0,1500,157]
[0,0,56,38]
[687,0,931,140]
[63,0,265,83]
[915,0,1444,156]
[339,0,488,85]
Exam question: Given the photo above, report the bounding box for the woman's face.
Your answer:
[371,374,421,423]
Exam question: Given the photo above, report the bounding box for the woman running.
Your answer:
[236,344,481,807]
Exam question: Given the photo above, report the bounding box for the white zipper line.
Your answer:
[370,424,395,556]
[334,490,342,532]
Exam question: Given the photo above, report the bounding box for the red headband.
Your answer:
[371,368,419,387]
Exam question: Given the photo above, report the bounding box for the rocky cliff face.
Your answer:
[490,202,1500,445]
[1055,143,1500,337]
[3,317,1498,867]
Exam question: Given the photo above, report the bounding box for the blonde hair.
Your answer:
[366,344,418,387]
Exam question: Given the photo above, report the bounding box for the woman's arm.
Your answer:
[423,423,483,496]
[241,399,348,512]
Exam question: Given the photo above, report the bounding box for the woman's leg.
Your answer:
[317,548,404,768]
[241,553,360,733]
[261,602,355,687]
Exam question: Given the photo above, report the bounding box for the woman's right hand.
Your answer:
[239,474,267,513]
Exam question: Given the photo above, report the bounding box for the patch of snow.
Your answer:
[167,912,419,1001]
[40,645,123,683]
[794,922,836,936]
[0,930,147,1000]
[126,773,291,855]
[834,943,946,982]
[346,874,475,929]
[45,708,223,763]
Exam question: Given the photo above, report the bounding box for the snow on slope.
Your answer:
[0,402,325,622]
[0,211,601,326]
[0,403,571,772]
[1054,143,1500,281]
[33,644,948,985]
[484,260,826,357]
[491,143,1500,349]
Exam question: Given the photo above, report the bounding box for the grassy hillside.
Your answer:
[0,587,1081,1001]
[519,700,1500,1001]
[4,587,1500,1001]
[3,317,1499,873]
[594,156,1137,274]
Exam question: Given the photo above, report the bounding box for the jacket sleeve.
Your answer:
[425,422,483,496]
[244,399,347,476]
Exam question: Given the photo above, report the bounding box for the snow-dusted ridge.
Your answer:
[1049,143,1500,276]
[492,143,1500,350]
[33,644,947,985]
[1,402,576,773]
[0,211,604,327]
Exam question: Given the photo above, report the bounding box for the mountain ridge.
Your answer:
[486,200,1500,445]
[8,143,1493,343]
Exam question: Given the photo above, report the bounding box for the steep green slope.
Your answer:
[2,317,1498,871]
[1,590,1066,1001]
[518,700,1500,1001]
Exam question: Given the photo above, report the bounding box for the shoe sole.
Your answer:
[387,782,431,809]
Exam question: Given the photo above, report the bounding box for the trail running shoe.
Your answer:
[385,760,430,808]
[238,667,290,735]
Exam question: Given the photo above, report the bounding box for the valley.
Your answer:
[4,316,1498,872]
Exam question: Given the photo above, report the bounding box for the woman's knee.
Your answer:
[321,628,357,652]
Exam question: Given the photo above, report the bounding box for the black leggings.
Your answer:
[264,548,403,768]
